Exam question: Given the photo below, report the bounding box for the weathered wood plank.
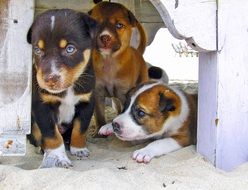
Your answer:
[150,0,216,51]
[197,52,218,164]
[35,0,96,16]
[0,134,26,156]
[0,0,34,155]
[135,0,164,23]
[197,0,248,171]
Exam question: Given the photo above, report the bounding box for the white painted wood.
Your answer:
[0,135,26,156]
[197,52,218,164]
[149,0,248,171]
[149,0,216,51]
[214,0,248,171]
[0,0,34,154]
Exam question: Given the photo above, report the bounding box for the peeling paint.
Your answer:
[215,118,219,127]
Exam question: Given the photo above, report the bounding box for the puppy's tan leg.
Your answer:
[70,119,89,158]
[40,126,72,168]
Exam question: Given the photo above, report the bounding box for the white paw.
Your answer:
[98,123,113,136]
[70,147,90,159]
[132,148,154,164]
[40,145,72,168]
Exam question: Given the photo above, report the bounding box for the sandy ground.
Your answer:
[1,140,248,190]
[1,82,248,190]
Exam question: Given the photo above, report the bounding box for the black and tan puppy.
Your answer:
[88,2,149,136]
[27,9,97,168]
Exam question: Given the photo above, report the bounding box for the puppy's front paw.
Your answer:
[40,146,72,168]
[132,148,154,164]
[70,147,90,159]
[98,123,113,136]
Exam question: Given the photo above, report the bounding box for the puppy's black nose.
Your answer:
[44,74,61,83]
[100,34,111,44]
[112,121,121,134]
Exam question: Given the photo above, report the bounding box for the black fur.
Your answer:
[28,9,97,149]
[148,66,163,80]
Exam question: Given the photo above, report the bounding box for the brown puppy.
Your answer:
[89,2,149,135]
[27,9,97,168]
[99,81,197,163]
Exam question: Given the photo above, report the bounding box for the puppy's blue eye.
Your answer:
[137,109,145,118]
[116,23,124,29]
[34,47,42,55]
[65,44,76,54]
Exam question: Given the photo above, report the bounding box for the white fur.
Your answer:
[51,16,55,31]
[113,82,162,140]
[70,147,90,158]
[50,60,60,76]
[100,30,111,37]
[58,87,81,124]
[99,30,112,56]
[132,138,182,163]
[98,123,113,136]
[40,144,72,168]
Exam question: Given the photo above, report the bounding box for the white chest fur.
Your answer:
[58,87,81,124]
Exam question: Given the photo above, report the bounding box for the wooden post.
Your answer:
[0,0,34,156]
[150,0,248,171]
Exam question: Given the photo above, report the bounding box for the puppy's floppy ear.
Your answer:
[93,0,102,4]
[88,9,92,15]
[159,92,176,112]
[80,13,98,38]
[127,10,138,26]
[27,25,32,44]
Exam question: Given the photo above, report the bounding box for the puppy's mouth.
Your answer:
[40,81,68,94]
[97,34,121,55]
[112,123,148,141]
[37,73,70,94]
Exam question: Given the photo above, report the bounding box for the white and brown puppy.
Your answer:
[99,82,197,163]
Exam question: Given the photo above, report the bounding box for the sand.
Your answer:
[1,136,248,190]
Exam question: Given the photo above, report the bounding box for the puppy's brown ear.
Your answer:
[159,92,176,112]
[27,25,32,44]
[127,10,137,26]
[88,9,92,15]
[93,0,102,4]
[127,10,147,54]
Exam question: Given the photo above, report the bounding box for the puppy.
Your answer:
[99,82,197,163]
[27,9,97,168]
[88,2,149,135]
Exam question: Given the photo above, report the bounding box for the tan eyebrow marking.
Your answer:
[59,39,68,48]
[38,39,45,49]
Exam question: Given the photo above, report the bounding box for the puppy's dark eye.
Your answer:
[137,109,146,118]
[65,44,76,54]
[34,47,42,56]
[116,22,124,29]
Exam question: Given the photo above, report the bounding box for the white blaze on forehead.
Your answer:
[51,15,55,31]
[51,60,60,75]
[128,82,162,111]
[100,30,112,37]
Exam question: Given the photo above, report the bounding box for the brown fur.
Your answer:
[135,85,182,133]
[89,2,149,134]
[41,126,63,150]
[134,83,197,146]
[71,119,87,148]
